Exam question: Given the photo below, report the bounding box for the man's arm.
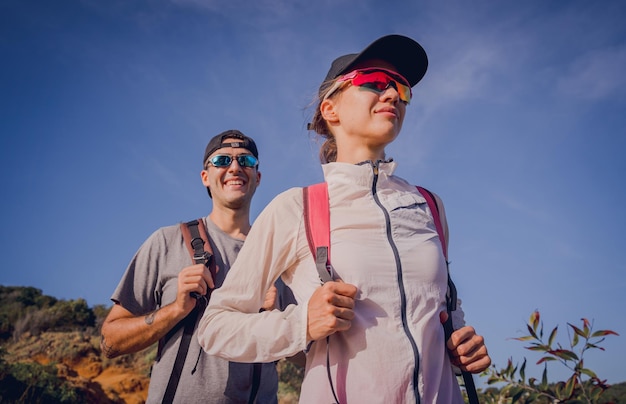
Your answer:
[100,302,188,358]
[101,263,213,358]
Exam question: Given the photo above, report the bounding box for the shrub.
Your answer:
[0,346,84,403]
[482,310,619,403]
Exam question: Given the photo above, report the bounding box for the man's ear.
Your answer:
[201,169,210,187]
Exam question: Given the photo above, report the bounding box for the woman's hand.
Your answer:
[446,325,491,373]
[306,281,357,342]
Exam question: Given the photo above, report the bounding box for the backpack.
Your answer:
[162,219,261,404]
[302,184,479,404]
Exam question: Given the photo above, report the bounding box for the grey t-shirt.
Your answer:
[111,217,279,404]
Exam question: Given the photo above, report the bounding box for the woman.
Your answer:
[198,34,490,403]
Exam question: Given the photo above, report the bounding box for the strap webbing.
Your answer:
[163,301,204,403]
[248,363,262,404]
[181,219,217,279]
[303,184,334,283]
[162,219,214,403]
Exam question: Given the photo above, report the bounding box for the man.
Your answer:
[101,130,280,403]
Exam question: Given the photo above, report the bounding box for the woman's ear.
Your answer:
[320,98,339,124]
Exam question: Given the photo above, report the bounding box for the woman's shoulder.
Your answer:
[268,186,306,206]
[259,187,306,218]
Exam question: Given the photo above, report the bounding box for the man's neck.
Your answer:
[208,208,251,240]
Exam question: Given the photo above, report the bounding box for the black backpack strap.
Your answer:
[248,363,262,404]
[181,219,217,278]
[162,219,214,403]
[163,299,206,403]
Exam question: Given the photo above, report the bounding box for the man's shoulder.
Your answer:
[142,220,193,249]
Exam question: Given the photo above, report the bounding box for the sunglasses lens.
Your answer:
[211,155,232,167]
[210,155,258,168]
[352,70,412,103]
[237,155,258,167]
[395,83,411,103]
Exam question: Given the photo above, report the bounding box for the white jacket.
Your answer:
[198,161,465,403]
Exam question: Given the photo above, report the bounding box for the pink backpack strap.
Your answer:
[416,186,447,260]
[416,186,456,307]
[303,183,334,283]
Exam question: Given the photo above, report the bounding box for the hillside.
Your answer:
[0,285,302,403]
[3,330,152,403]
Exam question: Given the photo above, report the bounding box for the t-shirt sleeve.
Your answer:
[110,227,170,315]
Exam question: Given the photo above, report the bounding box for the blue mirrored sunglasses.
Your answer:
[207,154,259,168]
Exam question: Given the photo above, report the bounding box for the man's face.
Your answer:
[201,139,261,209]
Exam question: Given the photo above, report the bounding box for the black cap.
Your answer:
[203,129,259,167]
[320,34,428,96]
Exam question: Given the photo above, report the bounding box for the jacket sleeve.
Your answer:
[197,188,311,362]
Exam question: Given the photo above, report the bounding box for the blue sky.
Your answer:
[2,0,625,388]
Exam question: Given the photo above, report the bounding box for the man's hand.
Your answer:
[306,281,357,342]
[446,325,491,373]
[176,264,215,314]
[261,285,278,311]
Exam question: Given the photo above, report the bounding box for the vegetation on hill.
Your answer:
[0,285,623,403]
[480,310,620,403]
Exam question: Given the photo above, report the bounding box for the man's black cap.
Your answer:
[203,129,259,167]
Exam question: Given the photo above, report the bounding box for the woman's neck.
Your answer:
[335,145,386,164]
[333,131,389,164]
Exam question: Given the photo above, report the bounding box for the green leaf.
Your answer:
[591,329,619,337]
[536,356,556,365]
[526,323,538,339]
[527,344,549,352]
[564,374,577,398]
[572,331,579,347]
[547,325,558,347]
[582,317,590,335]
[540,365,548,389]
[555,381,563,397]
[548,349,579,361]
[568,323,586,338]
[580,367,597,379]
[530,310,540,333]
[520,358,526,382]
[486,375,502,385]
[512,388,524,402]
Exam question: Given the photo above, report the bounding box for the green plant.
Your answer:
[277,358,304,403]
[0,346,83,403]
[482,310,619,403]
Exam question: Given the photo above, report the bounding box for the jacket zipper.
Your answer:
[370,162,421,403]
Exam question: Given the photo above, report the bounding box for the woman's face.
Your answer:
[324,59,407,152]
